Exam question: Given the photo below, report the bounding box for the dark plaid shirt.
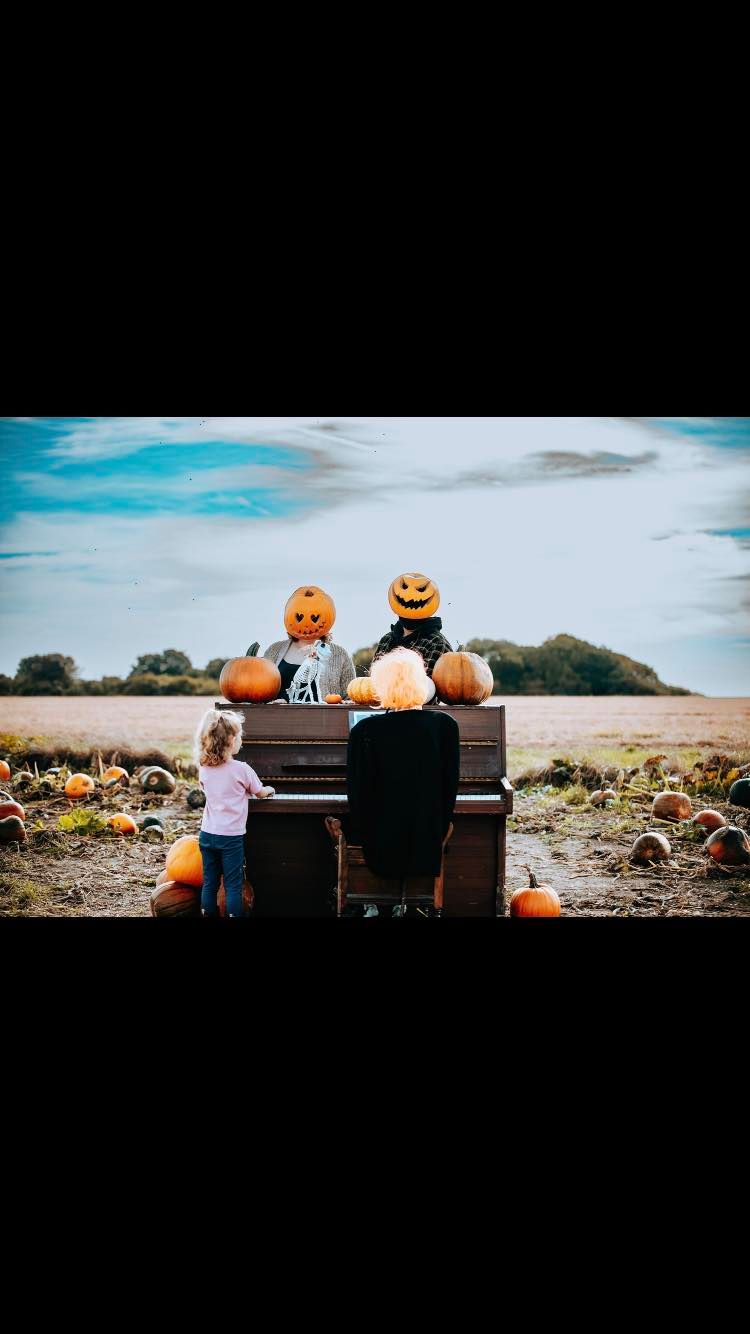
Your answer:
[372,618,456,679]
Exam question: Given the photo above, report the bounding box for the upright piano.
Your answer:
[219,702,513,917]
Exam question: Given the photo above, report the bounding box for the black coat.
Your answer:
[346,709,460,878]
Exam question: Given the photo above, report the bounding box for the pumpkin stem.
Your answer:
[522,863,539,889]
[246,643,260,658]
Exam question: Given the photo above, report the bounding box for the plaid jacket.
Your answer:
[372,621,456,679]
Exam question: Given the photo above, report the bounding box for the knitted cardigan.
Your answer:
[263,640,356,702]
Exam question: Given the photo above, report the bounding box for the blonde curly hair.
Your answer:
[194,709,244,767]
[370,648,429,711]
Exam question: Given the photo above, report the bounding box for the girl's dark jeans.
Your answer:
[199,832,245,917]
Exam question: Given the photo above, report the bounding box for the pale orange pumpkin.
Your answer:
[433,653,494,706]
[107,814,138,835]
[284,586,337,641]
[347,678,380,706]
[0,760,11,782]
[630,832,672,865]
[325,695,343,705]
[590,788,618,807]
[652,792,692,822]
[165,834,204,887]
[102,766,129,784]
[388,573,440,621]
[220,656,281,704]
[510,867,561,917]
[150,881,201,918]
[693,810,727,834]
[0,800,25,822]
[65,773,96,800]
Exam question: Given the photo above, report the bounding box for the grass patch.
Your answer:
[0,876,51,916]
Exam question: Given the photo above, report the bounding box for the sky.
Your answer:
[1,416,748,695]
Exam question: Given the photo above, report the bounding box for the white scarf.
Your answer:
[287,640,332,704]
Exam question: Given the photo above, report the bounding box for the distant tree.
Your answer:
[14,654,79,695]
[205,658,229,679]
[0,673,14,695]
[353,645,378,676]
[128,649,192,678]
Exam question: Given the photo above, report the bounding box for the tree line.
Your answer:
[1,636,691,696]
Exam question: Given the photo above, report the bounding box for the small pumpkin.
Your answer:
[433,653,494,706]
[347,678,381,706]
[388,573,440,621]
[0,800,26,822]
[630,833,672,865]
[693,810,727,834]
[107,814,138,835]
[651,792,692,822]
[283,586,337,641]
[140,767,176,794]
[220,654,281,705]
[728,778,750,810]
[65,773,96,801]
[0,816,26,844]
[102,766,129,785]
[590,788,618,807]
[510,866,561,917]
[140,814,166,832]
[0,760,11,782]
[186,787,206,809]
[165,834,204,888]
[705,826,750,866]
[325,695,343,705]
[150,881,201,918]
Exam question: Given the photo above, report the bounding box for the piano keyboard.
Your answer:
[253,793,503,802]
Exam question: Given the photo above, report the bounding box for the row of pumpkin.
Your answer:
[221,651,495,707]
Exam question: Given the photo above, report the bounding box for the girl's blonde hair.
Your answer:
[370,648,429,711]
[194,709,244,767]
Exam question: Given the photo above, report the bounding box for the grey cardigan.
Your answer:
[263,640,357,701]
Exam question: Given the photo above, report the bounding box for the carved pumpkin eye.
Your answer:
[417,585,428,593]
[296,613,304,623]
[401,581,408,590]
[311,615,320,624]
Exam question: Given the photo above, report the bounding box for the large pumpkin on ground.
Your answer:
[705,826,750,866]
[165,834,204,887]
[693,810,727,834]
[388,573,440,621]
[140,766,176,794]
[220,654,281,704]
[0,760,11,782]
[510,867,561,917]
[284,586,337,641]
[433,653,494,706]
[347,678,380,706]
[652,792,692,822]
[729,778,750,809]
[0,800,25,822]
[0,816,26,844]
[630,833,671,865]
[150,881,201,918]
[65,774,96,800]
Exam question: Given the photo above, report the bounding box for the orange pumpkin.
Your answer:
[107,814,138,835]
[325,695,343,705]
[705,826,750,866]
[165,834,204,887]
[590,788,618,807]
[284,586,337,641]
[433,653,494,706]
[510,867,561,917]
[347,678,380,706]
[65,773,96,800]
[150,881,201,918]
[220,656,281,704]
[630,833,672,865]
[693,810,727,834]
[0,816,26,845]
[388,573,440,621]
[0,800,25,822]
[102,766,129,783]
[0,760,11,782]
[652,792,692,822]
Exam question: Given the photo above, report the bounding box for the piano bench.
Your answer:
[328,821,454,918]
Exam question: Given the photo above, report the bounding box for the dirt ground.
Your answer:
[1,695,749,917]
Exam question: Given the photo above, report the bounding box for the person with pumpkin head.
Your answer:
[263,586,356,704]
[371,573,455,704]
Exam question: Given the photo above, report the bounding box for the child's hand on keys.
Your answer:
[257,786,275,800]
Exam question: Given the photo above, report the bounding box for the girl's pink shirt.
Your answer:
[199,759,264,837]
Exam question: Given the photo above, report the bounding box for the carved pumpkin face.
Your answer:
[388,573,440,621]
[284,586,336,641]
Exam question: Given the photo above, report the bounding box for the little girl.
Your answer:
[194,709,275,918]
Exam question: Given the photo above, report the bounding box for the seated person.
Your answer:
[263,584,355,703]
[346,648,460,912]
[371,572,455,704]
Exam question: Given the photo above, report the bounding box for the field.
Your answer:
[2,695,749,918]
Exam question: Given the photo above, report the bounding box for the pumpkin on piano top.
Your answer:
[433,653,494,706]
[220,651,281,704]
[347,678,381,706]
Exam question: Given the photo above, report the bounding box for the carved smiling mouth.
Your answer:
[395,595,432,611]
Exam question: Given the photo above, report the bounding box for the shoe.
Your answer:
[363,904,379,918]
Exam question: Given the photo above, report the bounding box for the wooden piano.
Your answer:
[218,703,513,917]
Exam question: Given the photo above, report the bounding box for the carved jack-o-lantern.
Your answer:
[388,573,440,621]
[284,586,337,641]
